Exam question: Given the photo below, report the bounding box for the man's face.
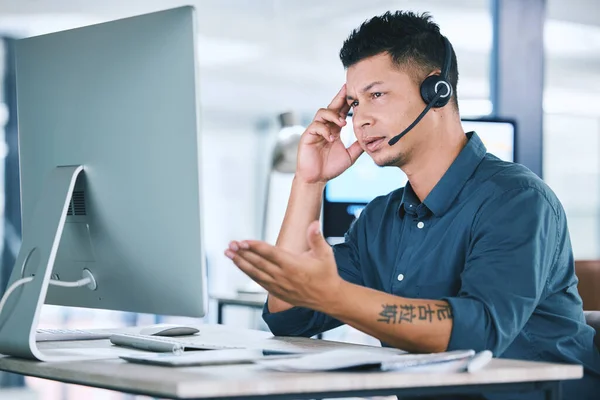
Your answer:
[345,53,428,168]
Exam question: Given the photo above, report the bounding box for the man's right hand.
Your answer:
[296,85,364,184]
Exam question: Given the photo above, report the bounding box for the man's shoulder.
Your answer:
[477,153,541,187]
[474,154,562,215]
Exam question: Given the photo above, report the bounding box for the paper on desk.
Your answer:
[391,358,471,373]
[255,349,391,371]
[255,349,475,372]
[380,349,475,371]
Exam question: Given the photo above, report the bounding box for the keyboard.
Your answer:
[36,328,112,342]
[109,333,244,353]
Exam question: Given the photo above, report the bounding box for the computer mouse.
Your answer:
[139,324,200,337]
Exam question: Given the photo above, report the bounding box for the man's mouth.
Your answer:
[364,137,386,152]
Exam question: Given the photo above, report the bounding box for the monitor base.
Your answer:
[0,165,94,361]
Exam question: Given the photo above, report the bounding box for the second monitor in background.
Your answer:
[323,118,516,244]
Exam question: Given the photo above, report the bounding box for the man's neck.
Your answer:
[403,127,468,202]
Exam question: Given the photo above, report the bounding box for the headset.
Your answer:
[388,36,454,146]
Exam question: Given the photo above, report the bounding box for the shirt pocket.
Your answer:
[417,279,461,299]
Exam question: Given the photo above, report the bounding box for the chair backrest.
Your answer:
[575,260,600,310]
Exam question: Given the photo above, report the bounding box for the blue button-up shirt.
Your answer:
[263,132,600,399]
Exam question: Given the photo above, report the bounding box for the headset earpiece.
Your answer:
[420,75,452,108]
[387,35,455,146]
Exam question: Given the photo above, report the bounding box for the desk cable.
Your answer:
[0,276,93,315]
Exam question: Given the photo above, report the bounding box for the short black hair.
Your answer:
[339,11,459,109]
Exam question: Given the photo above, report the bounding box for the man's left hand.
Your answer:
[224,221,342,310]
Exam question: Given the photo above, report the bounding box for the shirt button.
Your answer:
[417,221,425,229]
[397,273,404,282]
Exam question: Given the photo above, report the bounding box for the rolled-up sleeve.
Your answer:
[443,187,561,355]
[262,219,364,337]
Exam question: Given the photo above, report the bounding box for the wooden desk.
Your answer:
[0,324,583,400]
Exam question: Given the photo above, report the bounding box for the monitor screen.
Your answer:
[11,7,207,320]
[323,118,516,242]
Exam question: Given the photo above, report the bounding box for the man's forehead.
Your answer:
[345,58,411,96]
[345,81,384,100]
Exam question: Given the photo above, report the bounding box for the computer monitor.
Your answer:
[323,118,516,243]
[0,6,206,361]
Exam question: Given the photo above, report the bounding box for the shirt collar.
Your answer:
[399,181,420,217]
[398,131,487,218]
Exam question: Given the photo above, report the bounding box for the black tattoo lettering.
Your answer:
[435,303,453,321]
[378,304,398,324]
[378,303,453,324]
[398,304,416,323]
[418,304,435,322]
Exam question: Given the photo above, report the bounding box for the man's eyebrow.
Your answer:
[346,81,385,101]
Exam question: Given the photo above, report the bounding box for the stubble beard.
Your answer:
[373,147,412,168]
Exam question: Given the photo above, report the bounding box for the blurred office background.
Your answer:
[0,0,598,398]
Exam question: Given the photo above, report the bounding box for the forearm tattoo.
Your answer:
[377,303,453,324]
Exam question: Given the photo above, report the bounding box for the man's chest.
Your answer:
[360,213,472,300]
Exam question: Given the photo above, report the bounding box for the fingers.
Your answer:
[225,247,275,286]
[227,240,245,252]
[307,107,348,144]
[304,86,351,145]
[242,240,297,269]
[306,221,332,258]
[346,140,365,164]
[237,247,283,278]
[338,102,351,120]
[314,108,347,128]
[305,121,339,143]
[327,84,348,113]
[227,240,295,272]
[234,259,273,288]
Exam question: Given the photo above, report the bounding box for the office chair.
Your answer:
[584,311,600,351]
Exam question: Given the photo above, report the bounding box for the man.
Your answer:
[225,11,600,399]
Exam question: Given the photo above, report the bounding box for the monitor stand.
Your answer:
[0,165,99,361]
